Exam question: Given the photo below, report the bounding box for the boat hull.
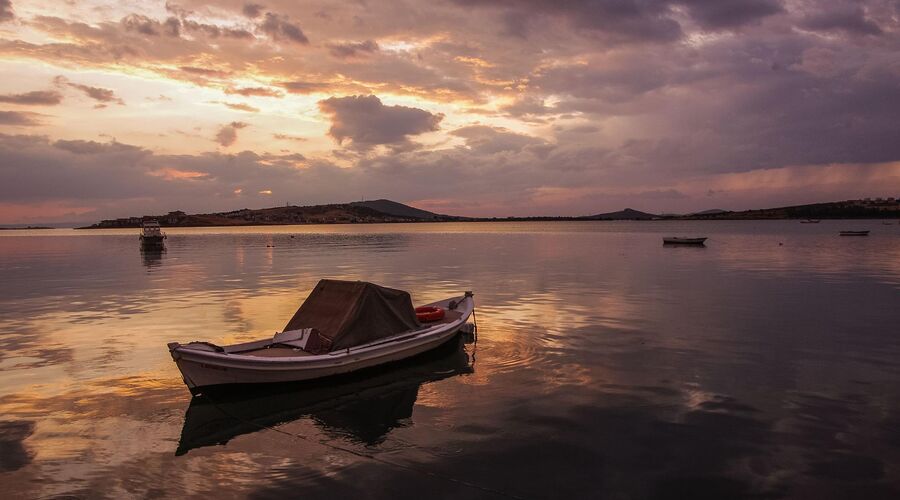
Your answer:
[169,295,473,394]
[663,237,707,245]
[140,235,166,249]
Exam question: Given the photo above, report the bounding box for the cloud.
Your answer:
[799,1,882,36]
[0,90,63,106]
[677,0,784,30]
[451,125,546,154]
[328,40,379,59]
[453,0,683,43]
[318,95,443,149]
[280,81,330,94]
[274,133,307,142]
[243,3,265,18]
[0,0,13,22]
[218,102,260,113]
[53,76,124,105]
[215,121,249,147]
[258,12,308,44]
[121,14,177,37]
[52,139,142,155]
[179,66,231,78]
[0,110,42,126]
[225,86,284,98]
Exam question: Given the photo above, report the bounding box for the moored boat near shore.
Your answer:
[139,220,166,249]
[663,237,707,245]
[168,280,475,395]
[839,230,870,236]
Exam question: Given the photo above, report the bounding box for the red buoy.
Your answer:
[415,305,445,323]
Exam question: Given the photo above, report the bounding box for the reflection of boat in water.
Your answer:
[168,280,475,394]
[663,237,707,245]
[176,335,474,455]
[141,248,164,268]
[139,220,166,249]
[800,219,821,223]
[839,230,870,236]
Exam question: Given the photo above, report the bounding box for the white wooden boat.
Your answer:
[168,280,474,395]
[176,335,473,454]
[839,230,869,236]
[663,237,707,245]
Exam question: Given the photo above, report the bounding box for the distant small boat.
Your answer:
[663,237,707,245]
[839,230,870,236]
[139,220,166,249]
[800,219,820,223]
[882,222,894,225]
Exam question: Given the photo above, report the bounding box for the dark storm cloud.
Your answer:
[0,90,63,105]
[328,40,379,59]
[258,12,308,44]
[0,110,42,126]
[0,0,13,22]
[318,95,443,149]
[799,1,882,36]
[677,0,784,29]
[215,121,248,147]
[53,76,125,105]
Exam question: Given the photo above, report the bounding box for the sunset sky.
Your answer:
[1,0,899,222]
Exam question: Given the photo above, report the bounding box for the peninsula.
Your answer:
[79,197,900,228]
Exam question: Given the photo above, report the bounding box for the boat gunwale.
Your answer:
[170,295,472,367]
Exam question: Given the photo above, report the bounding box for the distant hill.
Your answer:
[690,209,729,216]
[80,200,462,228]
[681,199,900,220]
[583,208,658,220]
[350,199,443,220]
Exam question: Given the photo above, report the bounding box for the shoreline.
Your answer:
[69,216,900,230]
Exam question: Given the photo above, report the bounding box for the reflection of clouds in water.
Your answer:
[0,223,899,497]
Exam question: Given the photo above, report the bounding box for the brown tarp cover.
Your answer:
[283,280,420,352]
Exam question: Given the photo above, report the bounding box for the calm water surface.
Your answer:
[1,221,899,499]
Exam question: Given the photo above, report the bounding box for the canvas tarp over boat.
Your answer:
[283,280,420,352]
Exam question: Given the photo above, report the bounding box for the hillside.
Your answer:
[81,200,460,228]
[350,199,447,220]
[583,208,658,220]
[682,199,900,219]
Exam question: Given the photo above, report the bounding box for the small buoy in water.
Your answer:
[779,242,783,246]
[290,235,295,238]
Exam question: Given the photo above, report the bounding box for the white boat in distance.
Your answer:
[139,219,166,249]
[663,237,707,245]
[168,280,475,395]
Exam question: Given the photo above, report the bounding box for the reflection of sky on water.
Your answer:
[0,221,899,498]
